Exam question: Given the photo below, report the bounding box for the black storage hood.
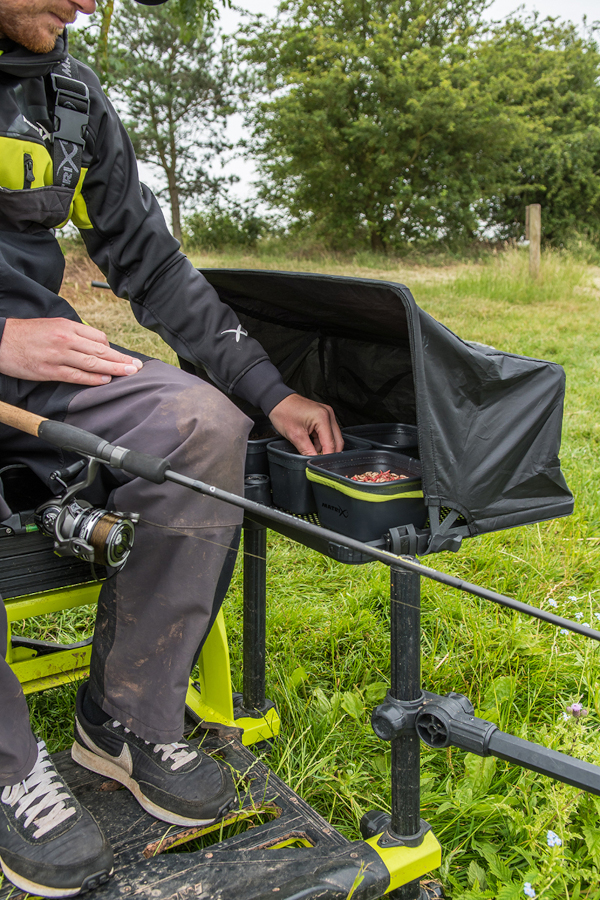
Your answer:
[197,268,573,553]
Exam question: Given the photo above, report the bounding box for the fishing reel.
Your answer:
[35,458,138,572]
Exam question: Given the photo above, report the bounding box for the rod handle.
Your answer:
[0,401,170,485]
[38,420,170,484]
[0,400,46,437]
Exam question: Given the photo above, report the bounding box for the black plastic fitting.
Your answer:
[244,474,271,506]
[232,691,277,720]
[415,693,497,754]
[374,689,600,798]
[360,809,393,840]
[387,524,430,557]
[371,691,425,741]
[372,689,498,755]
[359,810,431,848]
[387,522,463,556]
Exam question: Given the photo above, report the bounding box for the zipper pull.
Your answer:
[23,154,34,189]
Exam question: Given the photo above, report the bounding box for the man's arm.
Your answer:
[0,315,343,454]
[69,63,342,454]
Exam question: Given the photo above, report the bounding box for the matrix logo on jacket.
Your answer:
[220,326,248,342]
[56,139,78,186]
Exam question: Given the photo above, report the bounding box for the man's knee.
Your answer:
[164,379,252,480]
[66,359,253,478]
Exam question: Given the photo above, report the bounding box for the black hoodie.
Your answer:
[0,32,293,420]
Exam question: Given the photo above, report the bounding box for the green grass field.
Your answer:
[16,245,600,899]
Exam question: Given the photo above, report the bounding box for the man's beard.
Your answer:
[0,3,75,53]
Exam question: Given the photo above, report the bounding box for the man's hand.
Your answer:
[268,393,344,456]
[0,318,143,386]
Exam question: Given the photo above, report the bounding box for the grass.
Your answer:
[14,243,600,898]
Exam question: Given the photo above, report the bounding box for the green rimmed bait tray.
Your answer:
[307,450,427,541]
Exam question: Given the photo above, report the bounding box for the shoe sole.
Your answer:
[71,741,234,827]
[0,856,112,898]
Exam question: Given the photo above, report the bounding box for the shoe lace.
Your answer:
[1,741,77,839]
[112,722,197,771]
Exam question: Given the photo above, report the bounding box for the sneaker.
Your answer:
[0,740,113,898]
[72,685,237,827]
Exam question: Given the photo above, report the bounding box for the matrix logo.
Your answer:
[322,502,348,518]
[56,140,78,186]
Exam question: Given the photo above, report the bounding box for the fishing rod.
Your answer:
[0,399,592,641]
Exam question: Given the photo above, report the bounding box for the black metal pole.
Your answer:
[488,731,600,794]
[389,565,422,900]
[242,517,268,711]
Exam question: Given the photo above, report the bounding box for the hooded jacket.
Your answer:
[0,32,293,421]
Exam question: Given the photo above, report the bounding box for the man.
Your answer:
[0,0,343,894]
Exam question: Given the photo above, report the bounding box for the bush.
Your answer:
[183,207,269,250]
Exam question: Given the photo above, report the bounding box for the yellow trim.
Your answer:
[0,136,53,189]
[13,648,91,695]
[269,837,314,849]
[236,708,281,746]
[185,682,281,747]
[0,135,92,228]
[4,582,101,624]
[144,804,281,855]
[184,611,281,747]
[61,167,92,230]
[366,829,442,893]
[194,609,234,721]
[306,468,423,503]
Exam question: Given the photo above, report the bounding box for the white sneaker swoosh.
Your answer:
[75,720,133,776]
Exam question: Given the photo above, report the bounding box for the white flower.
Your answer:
[524,883,536,898]
[548,599,558,608]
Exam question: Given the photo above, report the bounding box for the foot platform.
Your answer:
[0,725,440,900]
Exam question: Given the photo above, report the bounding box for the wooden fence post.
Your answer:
[526,204,541,279]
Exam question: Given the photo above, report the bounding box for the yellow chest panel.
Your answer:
[0,135,91,228]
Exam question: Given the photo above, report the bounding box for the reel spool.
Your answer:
[36,500,137,571]
[34,458,139,572]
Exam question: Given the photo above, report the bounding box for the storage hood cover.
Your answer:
[201,268,573,540]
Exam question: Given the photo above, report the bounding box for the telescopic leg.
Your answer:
[389,565,425,900]
[242,517,267,711]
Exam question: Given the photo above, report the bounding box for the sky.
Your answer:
[137,0,599,226]
[487,0,597,22]
[219,0,598,32]
[219,0,599,29]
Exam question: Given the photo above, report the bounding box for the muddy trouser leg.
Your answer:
[64,360,252,744]
[0,602,39,786]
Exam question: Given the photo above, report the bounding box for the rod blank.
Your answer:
[165,470,600,643]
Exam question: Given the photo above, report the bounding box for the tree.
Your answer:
[70,0,228,86]
[478,17,600,245]
[242,0,600,250]
[100,0,235,241]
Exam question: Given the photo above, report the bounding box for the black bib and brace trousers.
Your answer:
[0,35,293,785]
